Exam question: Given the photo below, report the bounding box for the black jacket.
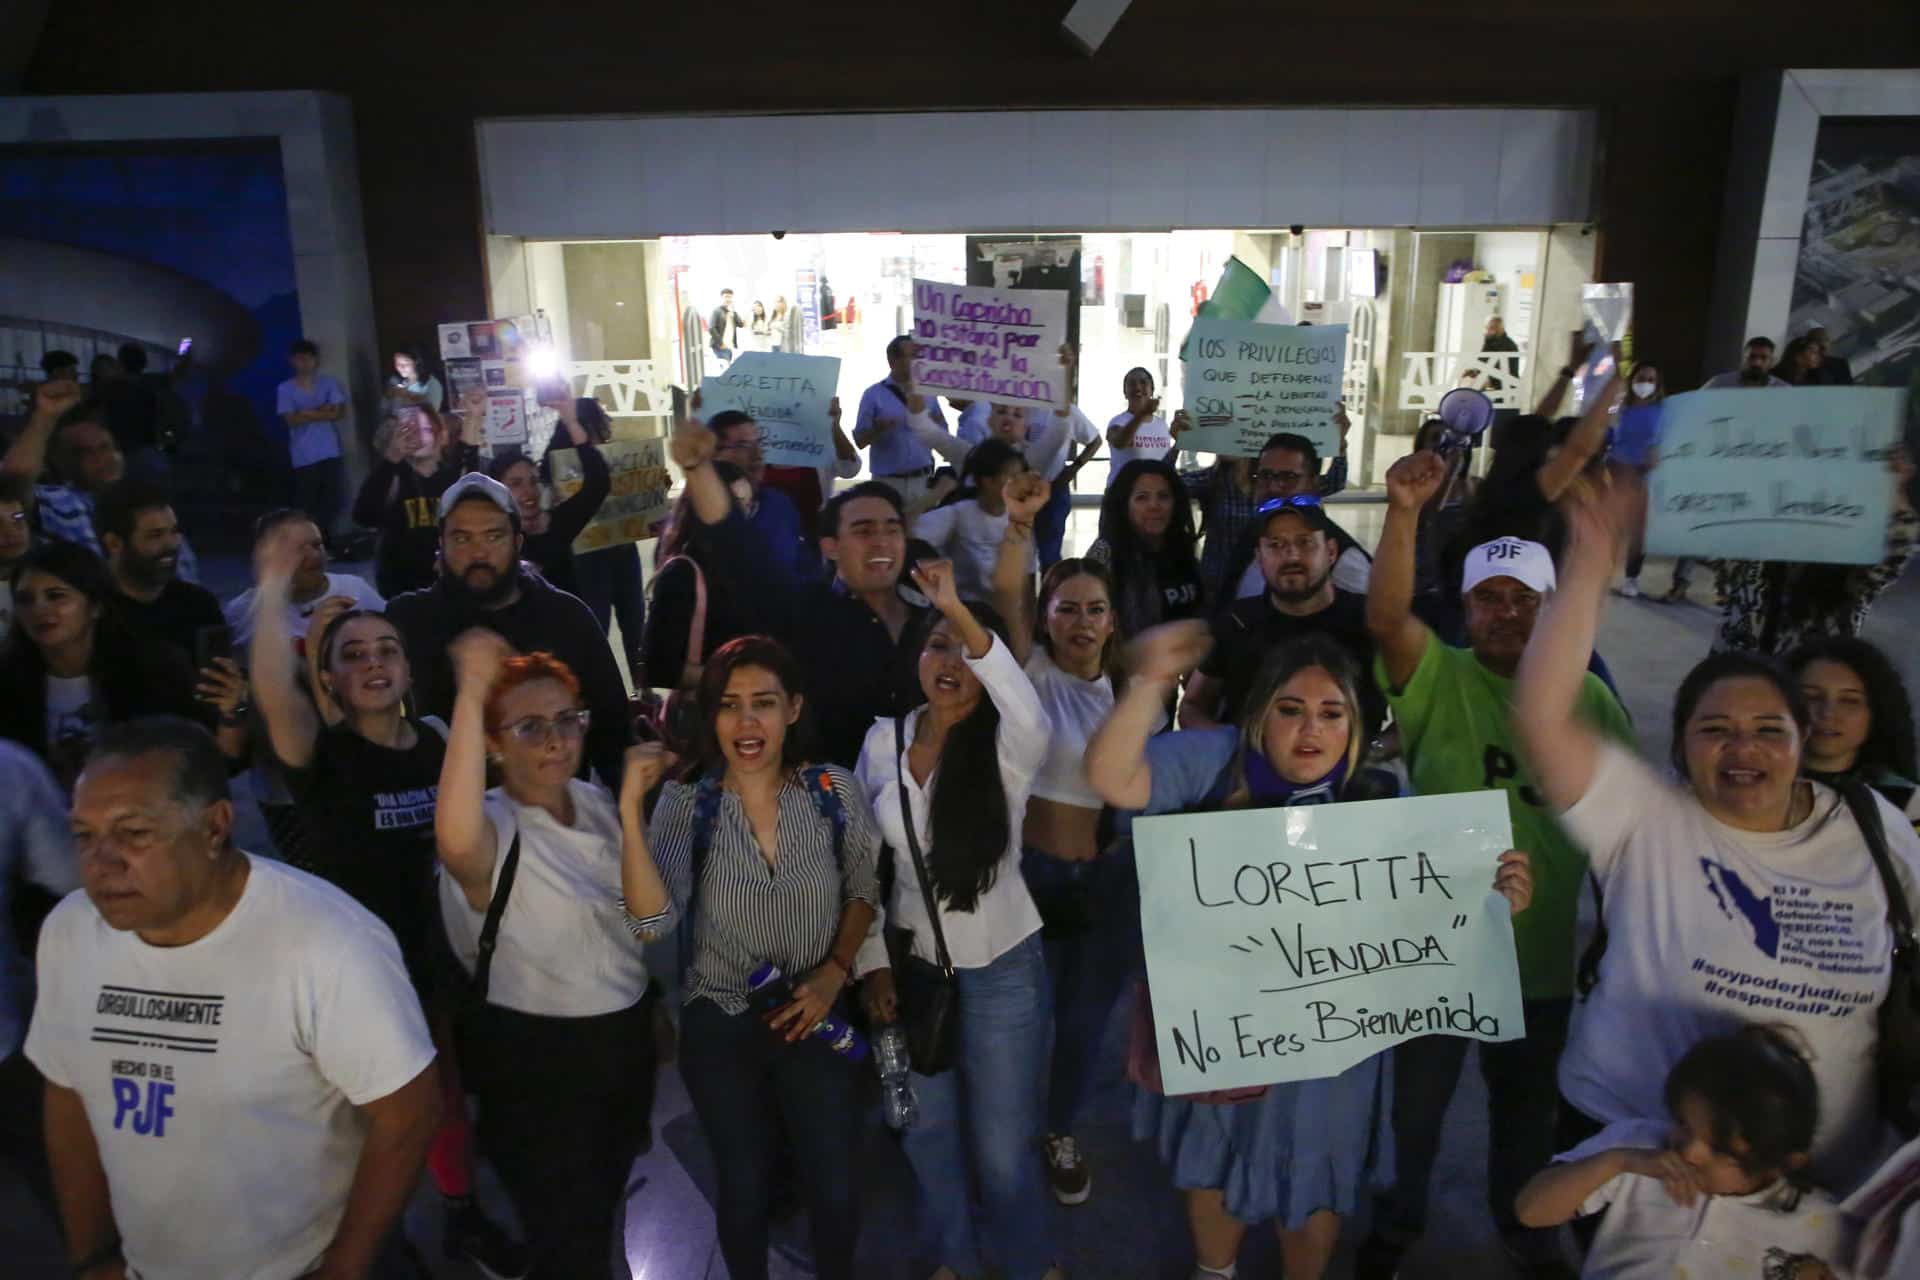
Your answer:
[352,453,475,598]
[520,443,611,601]
[385,567,632,785]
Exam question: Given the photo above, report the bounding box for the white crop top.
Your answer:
[1024,650,1127,809]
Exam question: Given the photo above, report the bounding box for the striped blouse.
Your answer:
[644,765,883,1016]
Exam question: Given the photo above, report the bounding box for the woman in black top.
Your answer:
[641,461,756,691]
[487,395,610,601]
[1086,458,1204,639]
[246,518,525,1276]
[0,541,224,790]
[353,404,477,597]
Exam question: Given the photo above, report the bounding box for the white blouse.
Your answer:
[855,635,1050,971]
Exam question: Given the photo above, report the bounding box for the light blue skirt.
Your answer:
[1132,1052,1394,1228]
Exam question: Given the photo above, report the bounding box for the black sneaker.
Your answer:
[445,1200,530,1280]
[1043,1133,1091,1206]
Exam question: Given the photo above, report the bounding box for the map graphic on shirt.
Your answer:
[1699,859,1780,958]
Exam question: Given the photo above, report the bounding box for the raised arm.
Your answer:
[671,410,733,529]
[1513,470,1640,812]
[617,743,675,928]
[545,441,612,546]
[1088,621,1212,809]
[913,558,1048,769]
[435,629,510,906]
[1319,404,1352,498]
[906,390,970,469]
[1532,331,1592,420]
[3,380,82,482]
[1369,450,1447,689]
[830,397,861,478]
[1535,376,1623,502]
[991,471,1050,666]
[249,527,325,767]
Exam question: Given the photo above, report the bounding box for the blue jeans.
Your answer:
[1037,475,1072,570]
[1020,845,1142,1134]
[902,931,1055,1279]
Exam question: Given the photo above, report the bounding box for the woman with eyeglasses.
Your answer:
[248,513,527,1277]
[1086,458,1204,640]
[436,629,662,1279]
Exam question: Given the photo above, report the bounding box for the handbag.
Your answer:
[1839,781,1920,1135]
[887,713,960,1076]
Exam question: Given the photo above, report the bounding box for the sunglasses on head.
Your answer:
[1256,493,1324,516]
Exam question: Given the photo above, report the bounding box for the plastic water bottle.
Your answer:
[873,1023,919,1130]
[747,963,869,1062]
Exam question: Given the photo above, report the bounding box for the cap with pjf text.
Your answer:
[1460,537,1556,596]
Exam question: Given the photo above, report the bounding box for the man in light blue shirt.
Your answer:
[853,335,952,505]
[274,339,350,547]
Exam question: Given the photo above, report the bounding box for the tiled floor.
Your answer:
[11,531,1920,1279]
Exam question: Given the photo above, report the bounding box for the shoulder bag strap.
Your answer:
[1841,781,1920,969]
[685,558,708,672]
[893,714,955,977]
[471,829,522,1003]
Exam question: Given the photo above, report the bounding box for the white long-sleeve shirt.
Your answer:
[855,635,1050,971]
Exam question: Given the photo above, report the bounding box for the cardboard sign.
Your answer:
[1179,318,1349,459]
[1643,387,1907,565]
[1134,791,1523,1093]
[909,279,1069,411]
[697,352,843,469]
[551,438,673,553]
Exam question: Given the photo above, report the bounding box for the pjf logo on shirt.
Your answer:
[111,1060,176,1137]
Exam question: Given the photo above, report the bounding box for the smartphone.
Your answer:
[177,337,194,357]
[533,376,571,408]
[194,624,235,672]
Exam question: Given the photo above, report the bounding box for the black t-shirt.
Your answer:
[111,580,225,667]
[282,721,447,981]
[1199,589,1385,734]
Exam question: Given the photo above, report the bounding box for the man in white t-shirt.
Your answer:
[1701,336,1791,389]
[26,718,437,1280]
[223,508,386,655]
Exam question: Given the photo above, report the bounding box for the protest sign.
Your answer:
[551,437,673,554]
[910,279,1069,412]
[1179,318,1348,458]
[697,352,842,469]
[482,390,527,449]
[1133,790,1522,1093]
[1644,387,1906,565]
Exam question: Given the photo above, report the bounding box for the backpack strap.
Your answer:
[1576,871,1608,999]
[799,764,848,868]
[1840,780,1920,972]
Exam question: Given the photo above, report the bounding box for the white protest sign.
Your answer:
[1180,318,1348,458]
[482,390,527,449]
[1134,790,1523,1093]
[697,352,843,469]
[551,437,674,554]
[1644,387,1906,565]
[910,279,1069,411]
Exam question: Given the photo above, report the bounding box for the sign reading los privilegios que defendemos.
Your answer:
[1133,790,1524,1093]
[909,279,1069,412]
[1179,318,1348,459]
[1643,387,1907,566]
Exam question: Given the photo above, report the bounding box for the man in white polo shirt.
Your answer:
[26,717,438,1280]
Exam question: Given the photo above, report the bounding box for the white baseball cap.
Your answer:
[438,472,518,524]
[1461,537,1556,596]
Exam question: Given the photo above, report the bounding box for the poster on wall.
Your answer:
[445,358,483,404]
[552,438,674,553]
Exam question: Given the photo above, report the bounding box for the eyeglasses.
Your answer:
[1256,493,1323,516]
[500,708,592,745]
[1253,469,1308,487]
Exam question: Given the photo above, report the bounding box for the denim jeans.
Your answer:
[902,931,1056,1280]
[1371,996,1572,1247]
[1037,475,1072,570]
[1020,845,1142,1134]
[680,997,861,1280]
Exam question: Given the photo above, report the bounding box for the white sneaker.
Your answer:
[1614,578,1641,599]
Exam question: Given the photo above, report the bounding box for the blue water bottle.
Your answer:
[747,962,869,1062]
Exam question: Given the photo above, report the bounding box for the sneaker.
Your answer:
[1614,578,1641,599]
[445,1200,529,1280]
[1044,1133,1091,1205]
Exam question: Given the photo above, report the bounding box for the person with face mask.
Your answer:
[383,474,632,786]
[1614,363,1666,600]
[1181,494,1382,735]
[1353,448,1637,1279]
[353,404,478,599]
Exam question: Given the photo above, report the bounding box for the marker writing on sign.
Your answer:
[1187,841,1455,910]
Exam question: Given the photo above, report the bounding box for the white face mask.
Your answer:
[1631,380,1657,399]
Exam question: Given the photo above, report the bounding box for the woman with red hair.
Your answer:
[435,631,666,1280]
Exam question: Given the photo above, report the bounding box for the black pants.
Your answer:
[459,996,658,1280]
[292,456,346,539]
[0,1050,55,1224]
[680,998,861,1280]
[575,543,646,671]
[1373,997,1572,1243]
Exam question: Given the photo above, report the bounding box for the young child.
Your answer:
[908,438,1039,600]
[1515,1025,1843,1279]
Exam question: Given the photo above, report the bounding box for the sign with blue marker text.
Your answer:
[910,279,1069,412]
[1180,318,1348,458]
[697,352,843,469]
[1644,387,1907,565]
[1133,790,1523,1092]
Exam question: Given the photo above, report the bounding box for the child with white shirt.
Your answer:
[910,438,1039,601]
[1516,1025,1844,1279]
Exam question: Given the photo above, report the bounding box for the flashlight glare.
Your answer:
[526,345,561,379]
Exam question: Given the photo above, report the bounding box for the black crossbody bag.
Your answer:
[886,714,959,1075]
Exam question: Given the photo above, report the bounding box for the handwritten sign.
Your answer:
[910,279,1068,412]
[1644,387,1906,565]
[697,352,842,469]
[551,437,673,554]
[1134,791,1523,1093]
[1180,318,1348,458]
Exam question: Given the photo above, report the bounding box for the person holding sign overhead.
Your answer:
[856,335,953,506]
[1356,447,1635,1278]
[1087,623,1534,1280]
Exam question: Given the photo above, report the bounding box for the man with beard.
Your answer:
[1180,493,1383,735]
[385,474,631,785]
[93,480,224,667]
[1354,448,1632,1280]
[1214,428,1366,604]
